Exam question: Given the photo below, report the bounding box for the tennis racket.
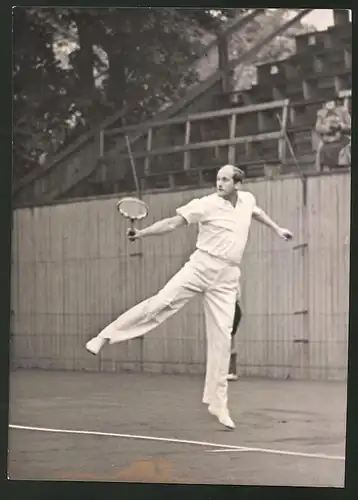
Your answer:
[116,196,148,241]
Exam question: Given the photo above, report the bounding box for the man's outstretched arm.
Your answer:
[129,196,206,240]
[252,207,293,241]
[129,215,186,240]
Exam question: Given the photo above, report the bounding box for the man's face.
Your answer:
[216,165,240,198]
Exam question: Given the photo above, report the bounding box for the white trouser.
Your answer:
[98,249,240,409]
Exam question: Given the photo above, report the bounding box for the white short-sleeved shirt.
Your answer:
[176,191,260,266]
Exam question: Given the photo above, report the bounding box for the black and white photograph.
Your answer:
[9,7,352,488]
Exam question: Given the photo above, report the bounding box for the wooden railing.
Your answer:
[95,99,290,190]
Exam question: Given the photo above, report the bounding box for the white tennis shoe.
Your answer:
[85,337,107,355]
[208,404,236,429]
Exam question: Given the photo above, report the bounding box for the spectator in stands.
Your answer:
[315,100,351,171]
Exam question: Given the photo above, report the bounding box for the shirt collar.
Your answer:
[215,192,241,207]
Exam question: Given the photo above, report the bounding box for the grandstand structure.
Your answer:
[13,9,351,206]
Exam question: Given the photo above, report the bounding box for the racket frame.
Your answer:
[116,196,148,241]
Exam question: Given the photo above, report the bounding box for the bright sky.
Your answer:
[304,9,351,30]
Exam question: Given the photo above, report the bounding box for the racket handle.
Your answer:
[128,219,136,242]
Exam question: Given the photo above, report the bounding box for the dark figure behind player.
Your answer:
[227,300,242,381]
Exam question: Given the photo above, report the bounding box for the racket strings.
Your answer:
[117,198,148,220]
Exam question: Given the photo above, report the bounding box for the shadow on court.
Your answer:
[8,369,347,486]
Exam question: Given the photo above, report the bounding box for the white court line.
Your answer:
[9,424,247,451]
[9,424,344,461]
[207,447,345,461]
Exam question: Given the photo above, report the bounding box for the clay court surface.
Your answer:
[7,369,347,487]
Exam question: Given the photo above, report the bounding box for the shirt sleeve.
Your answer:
[176,197,207,225]
[248,193,262,216]
[252,204,263,216]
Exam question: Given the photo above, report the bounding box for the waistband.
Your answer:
[193,248,239,268]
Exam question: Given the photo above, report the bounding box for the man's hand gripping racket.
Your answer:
[116,197,148,242]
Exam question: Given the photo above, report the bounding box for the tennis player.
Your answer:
[86,164,293,429]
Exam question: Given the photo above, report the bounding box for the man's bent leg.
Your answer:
[86,259,204,354]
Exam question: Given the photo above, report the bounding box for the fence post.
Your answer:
[99,129,104,158]
[184,121,191,170]
[144,128,153,176]
[278,101,289,166]
[228,113,237,164]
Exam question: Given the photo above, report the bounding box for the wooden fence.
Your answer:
[10,171,351,380]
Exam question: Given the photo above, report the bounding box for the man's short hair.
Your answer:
[220,164,245,183]
[232,166,245,184]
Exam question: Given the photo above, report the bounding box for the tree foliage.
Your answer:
[13,8,74,173]
[13,7,212,181]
